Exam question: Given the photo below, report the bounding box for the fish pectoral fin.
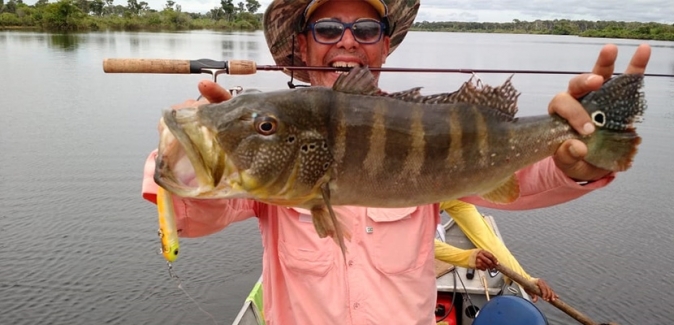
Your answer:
[479,174,520,204]
[310,185,351,259]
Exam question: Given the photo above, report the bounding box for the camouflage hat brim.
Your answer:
[263,0,420,84]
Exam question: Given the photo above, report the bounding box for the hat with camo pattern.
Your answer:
[263,0,420,83]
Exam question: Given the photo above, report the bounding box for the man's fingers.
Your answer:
[624,44,651,75]
[199,80,232,104]
[591,44,618,79]
[566,74,604,99]
[548,93,594,135]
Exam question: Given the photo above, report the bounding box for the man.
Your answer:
[141,0,651,324]
[437,200,555,303]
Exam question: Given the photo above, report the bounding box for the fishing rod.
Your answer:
[102,58,674,81]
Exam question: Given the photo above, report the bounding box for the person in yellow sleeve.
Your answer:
[436,200,558,302]
[434,239,499,271]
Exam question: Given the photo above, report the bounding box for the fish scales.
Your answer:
[325,97,553,207]
[155,66,646,255]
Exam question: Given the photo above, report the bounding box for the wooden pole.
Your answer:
[495,264,619,325]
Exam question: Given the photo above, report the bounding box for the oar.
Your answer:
[102,58,674,78]
[495,264,619,325]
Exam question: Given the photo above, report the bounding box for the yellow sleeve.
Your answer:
[434,239,479,269]
[440,200,533,280]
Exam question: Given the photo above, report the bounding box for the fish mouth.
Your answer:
[154,108,246,199]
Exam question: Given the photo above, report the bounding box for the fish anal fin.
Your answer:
[479,174,520,204]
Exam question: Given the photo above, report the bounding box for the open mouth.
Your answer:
[330,61,362,74]
[154,110,246,199]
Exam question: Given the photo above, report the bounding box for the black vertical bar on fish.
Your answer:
[381,99,415,182]
[419,103,452,190]
[329,93,376,179]
[458,104,480,172]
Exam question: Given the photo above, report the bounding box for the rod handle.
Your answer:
[103,59,191,74]
[227,60,257,75]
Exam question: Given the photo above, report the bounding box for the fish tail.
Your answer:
[585,129,642,172]
[581,74,646,172]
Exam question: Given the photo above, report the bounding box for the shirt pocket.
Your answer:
[367,207,431,275]
[278,212,335,277]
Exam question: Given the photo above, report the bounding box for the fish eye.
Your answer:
[255,116,277,135]
[591,111,606,127]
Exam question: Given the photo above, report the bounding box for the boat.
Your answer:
[231,214,548,325]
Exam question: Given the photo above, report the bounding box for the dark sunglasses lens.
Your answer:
[352,21,382,43]
[314,22,345,42]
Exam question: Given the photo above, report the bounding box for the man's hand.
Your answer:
[527,278,559,303]
[549,43,651,181]
[172,80,233,109]
[475,250,498,270]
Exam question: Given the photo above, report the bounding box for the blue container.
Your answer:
[472,295,548,325]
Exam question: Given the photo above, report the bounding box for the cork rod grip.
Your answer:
[103,59,191,74]
[227,60,257,75]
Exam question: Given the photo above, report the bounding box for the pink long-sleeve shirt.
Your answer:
[142,150,612,325]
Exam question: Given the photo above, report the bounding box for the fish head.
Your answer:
[154,91,333,203]
[154,101,237,198]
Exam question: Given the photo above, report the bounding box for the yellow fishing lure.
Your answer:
[157,186,180,262]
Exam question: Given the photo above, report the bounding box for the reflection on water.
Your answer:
[47,33,81,51]
[1,30,674,325]
[220,33,262,61]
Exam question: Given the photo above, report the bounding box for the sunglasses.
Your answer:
[305,19,386,45]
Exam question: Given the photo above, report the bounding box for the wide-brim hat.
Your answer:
[263,0,421,83]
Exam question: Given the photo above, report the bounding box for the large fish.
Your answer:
[154,67,646,255]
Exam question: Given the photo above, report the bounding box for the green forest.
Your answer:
[0,0,262,31]
[0,0,673,42]
[412,19,674,41]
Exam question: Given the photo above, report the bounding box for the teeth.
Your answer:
[331,62,361,74]
[331,62,361,68]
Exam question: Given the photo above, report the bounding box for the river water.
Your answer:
[1,30,673,324]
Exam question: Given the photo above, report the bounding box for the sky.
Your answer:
[19,0,674,24]
[146,0,673,24]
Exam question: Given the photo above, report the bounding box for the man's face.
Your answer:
[298,0,391,87]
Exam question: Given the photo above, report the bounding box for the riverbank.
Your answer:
[411,20,674,41]
[1,0,672,41]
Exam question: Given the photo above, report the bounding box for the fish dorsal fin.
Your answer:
[383,87,425,101]
[394,76,520,119]
[374,75,520,121]
[333,68,520,121]
[332,66,380,95]
[451,75,521,121]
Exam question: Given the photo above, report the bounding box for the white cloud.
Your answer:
[19,0,674,23]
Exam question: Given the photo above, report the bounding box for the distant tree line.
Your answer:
[2,1,673,42]
[411,19,674,41]
[0,0,262,31]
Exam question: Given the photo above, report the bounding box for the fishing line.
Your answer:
[166,262,219,325]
